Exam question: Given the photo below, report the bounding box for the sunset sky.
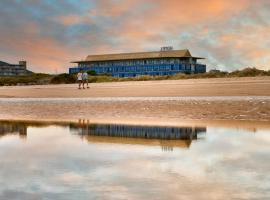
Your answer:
[0,0,270,73]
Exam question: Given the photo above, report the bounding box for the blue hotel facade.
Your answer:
[69,48,206,77]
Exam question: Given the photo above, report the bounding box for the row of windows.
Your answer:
[76,64,194,73]
[113,71,185,77]
[86,126,199,138]
[79,58,196,67]
[69,64,206,76]
[0,72,25,75]
[0,67,25,71]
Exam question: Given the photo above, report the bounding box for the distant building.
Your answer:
[69,47,206,77]
[0,60,29,76]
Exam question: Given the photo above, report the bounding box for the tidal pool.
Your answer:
[0,120,269,200]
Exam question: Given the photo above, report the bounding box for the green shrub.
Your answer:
[50,73,76,84]
[89,76,118,83]
[0,67,269,86]
[87,70,97,76]
[0,73,52,86]
[228,67,267,77]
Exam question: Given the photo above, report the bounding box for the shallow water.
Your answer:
[0,120,269,200]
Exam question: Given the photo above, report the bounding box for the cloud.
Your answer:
[0,0,269,73]
[52,15,91,26]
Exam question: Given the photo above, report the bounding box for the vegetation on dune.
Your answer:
[50,73,76,84]
[51,67,270,83]
[0,73,52,86]
[0,67,269,86]
[228,67,270,77]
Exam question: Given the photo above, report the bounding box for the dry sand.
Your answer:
[0,76,270,98]
[0,77,270,128]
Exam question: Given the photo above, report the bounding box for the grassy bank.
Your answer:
[0,67,269,86]
[0,73,52,86]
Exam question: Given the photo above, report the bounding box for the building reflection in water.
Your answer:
[0,121,27,139]
[0,120,206,150]
[71,119,207,150]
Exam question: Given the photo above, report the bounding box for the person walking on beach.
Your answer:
[82,71,89,89]
[77,71,83,89]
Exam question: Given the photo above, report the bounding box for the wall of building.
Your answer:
[70,123,206,140]
[0,61,28,76]
[69,58,206,77]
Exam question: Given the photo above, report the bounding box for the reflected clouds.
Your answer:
[0,120,269,199]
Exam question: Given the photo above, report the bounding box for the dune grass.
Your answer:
[87,67,270,83]
[0,67,269,86]
[0,73,52,86]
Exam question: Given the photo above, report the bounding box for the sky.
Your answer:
[0,0,270,73]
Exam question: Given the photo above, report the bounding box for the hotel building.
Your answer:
[69,47,206,77]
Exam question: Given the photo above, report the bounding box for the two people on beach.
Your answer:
[77,71,89,89]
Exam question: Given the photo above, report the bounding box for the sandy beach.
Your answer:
[0,76,270,98]
[0,77,270,127]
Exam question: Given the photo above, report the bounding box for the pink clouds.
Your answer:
[52,15,90,26]
[110,0,252,41]
[109,0,270,70]
[0,22,83,73]
[0,0,269,73]
[96,0,256,55]
[91,0,143,17]
[5,37,76,73]
[217,26,270,69]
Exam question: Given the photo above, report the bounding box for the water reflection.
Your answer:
[0,120,206,150]
[70,122,206,150]
[0,121,27,139]
[0,120,269,200]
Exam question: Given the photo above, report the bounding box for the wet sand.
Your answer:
[0,97,269,127]
[0,77,270,126]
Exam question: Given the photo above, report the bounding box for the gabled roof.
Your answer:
[72,49,204,63]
